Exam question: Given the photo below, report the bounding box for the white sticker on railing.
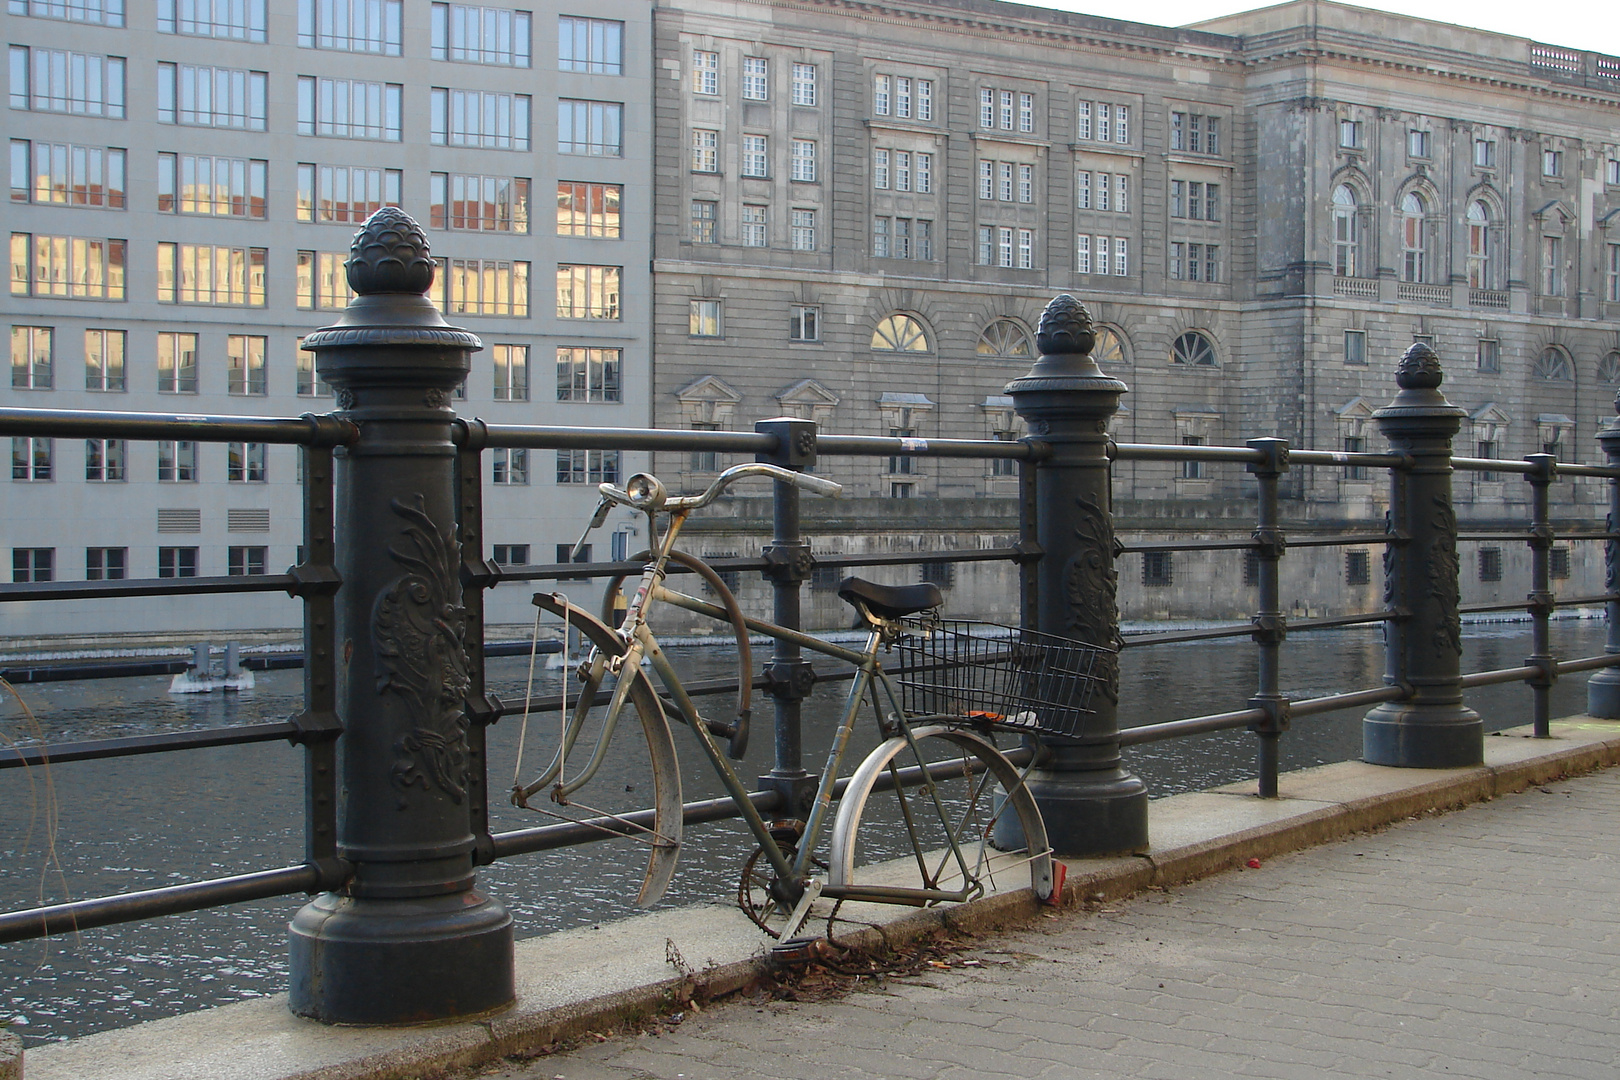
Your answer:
[900,438,928,452]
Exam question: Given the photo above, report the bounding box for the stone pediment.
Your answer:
[674,374,743,404]
[777,379,839,408]
[1335,396,1377,419]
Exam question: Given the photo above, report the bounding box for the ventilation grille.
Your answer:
[157,508,201,534]
[228,508,271,533]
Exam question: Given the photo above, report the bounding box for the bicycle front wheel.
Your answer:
[826,724,1053,907]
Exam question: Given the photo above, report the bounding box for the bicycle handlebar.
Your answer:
[600,463,842,514]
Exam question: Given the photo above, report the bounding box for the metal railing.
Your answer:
[2,212,1618,1026]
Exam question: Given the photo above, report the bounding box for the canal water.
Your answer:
[0,618,1609,1045]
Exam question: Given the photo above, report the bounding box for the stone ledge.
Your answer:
[22,717,1620,1080]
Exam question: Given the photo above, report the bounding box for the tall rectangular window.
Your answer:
[227,335,267,396]
[792,64,816,106]
[691,129,719,172]
[875,75,892,115]
[791,209,817,252]
[1609,245,1620,304]
[156,440,197,482]
[1475,139,1497,167]
[1019,164,1033,204]
[14,0,124,25]
[85,329,125,391]
[1076,170,1091,210]
[555,265,620,320]
[296,251,356,311]
[86,547,127,580]
[556,346,620,401]
[692,50,718,95]
[789,306,819,342]
[1543,236,1565,296]
[227,442,267,482]
[156,244,266,306]
[159,0,265,39]
[300,0,403,54]
[424,172,529,232]
[689,299,721,337]
[874,148,890,190]
[85,438,126,482]
[552,181,616,238]
[297,164,401,224]
[12,437,53,481]
[11,548,53,582]
[157,64,267,130]
[1076,101,1091,141]
[228,546,268,576]
[156,332,198,393]
[690,200,716,243]
[741,57,768,100]
[9,47,126,117]
[1477,338,1499,373]
[916,153,932,194]
[1075,234,1091,274]
[741,204,768,247]
[554,100,619,156]
[1019,92,1034,133]
[10,326,52,389]
[742,135,768,178]
[159,155,267,218]
[11,141,126,209]
[1344,330,1367,366]
[1478,548,1503,582]
[791,140,816,182]
[492,344,528,401]
[491,448,529,485]
[158,547,198,578]
[297,77,403,140]
[1543,149,1563,177]
[428,89,533,150]
[556,16,619,74]
[297,340,332,397]
[10,234,127,299]
[895,77,911,118]
[432,258,531,316]
[428,3,529,64]
[556,449,620,484]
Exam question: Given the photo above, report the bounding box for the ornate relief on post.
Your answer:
[1064,493,1121,702]
[373,494,473,804]
[1425,494,1462,659]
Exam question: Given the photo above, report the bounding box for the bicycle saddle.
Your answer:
[837,576,942,619]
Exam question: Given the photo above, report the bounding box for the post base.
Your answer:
[994,767,1148,857]
[1362,701,1483,768]
[1587,668,1620,719]
[289,889,513,1025]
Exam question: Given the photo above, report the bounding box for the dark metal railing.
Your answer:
[3,213,1619,1026]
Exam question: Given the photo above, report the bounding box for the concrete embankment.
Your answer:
[20,716,1620,1080]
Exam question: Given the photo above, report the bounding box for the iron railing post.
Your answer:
[1363,343,1482,767]
[1588,394,1620,716]
[1000,295,1147,855]
[1525,453,1557,738]
[755,417,820,819]
[1246,438,1291,797]
[455,418,504,861]
[289,209,514,1024]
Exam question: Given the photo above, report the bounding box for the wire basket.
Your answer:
[892,620,1113,739]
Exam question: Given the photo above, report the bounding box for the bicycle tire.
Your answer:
[524,593,684,908]
[826,724,1053,907]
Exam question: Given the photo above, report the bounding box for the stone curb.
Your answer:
[22,718,1620,1080]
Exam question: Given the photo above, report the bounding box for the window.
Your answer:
[1399,192,1428,283]
[86,547,127,580]
[426,89,532,150]
[1478,547,1503,583]
[691,129,719,173]
[227,443,267,483]
[1407,130,1431,158]
[1170,112,1220,155]
[871,314,928,352]
[1543,149,1563,177]
[791,209,817,252]
[297,341,331,397]
[555,265,618,320]
[227,546,267,576]
[156,332,197,393]
[874,74,931,120]
[977,320,1032,361]
[1466,201,1494,288]
[297,77,402,140]
[157,440,197,482]
[1170,181,1219,221]
[690,200,716,242]
[875,149,890,190]
[227,336,266,396]
[1346,550,1371,586]
[692,50,718,95]
[302,0,403,55]
[84,438,124,482]
[156,244,266,306]
[554,544,593,581]
[1169,242,1220,283]
[1550,547,1571,580]
[1543,236,1565,296]
[11,437,52,481]
[85,329,125,391]
[1477,339,1500,373]
[689,299,721,337]
[492,345,528,401]
[11,141,126,209]
[158,547,198,578]
[12,548,53,583]
[1339,119,1362,148]
[1345,330,1367,367]
[157,64,266,130]
[742,57,768,100]
[11,326,51,389]
[1142,551,1173,587]
[1019,164,1034,203]
[1332,185,1360,277]
[492,544,529,566]
[1243,550,1261,587]
[1343,435,1368,480]
[298,164,400,225]
[556,449,620,485]
[789,306,820,342]
[1474,139,1496,167]
[553,181,616,238]
[741,204,768,247]
[9,47,125,118]
[160,155,267,219]
[491,448,529,485]
[1610,160,1620,187]
[10,234,126,299]
[741,135,768,178]
[1476,440,1498,482]
[1180,435,1205,480]
[1171,331,1217,366]
[296,251,356,311]
[555,15,616,73]
[14,0,123,25]
[556,346,620,401]
[791,140,816,182]
[1074,100,1130,143]
[792,64,816,106]
[424,172,530,233]
[888,425,915,475]
[1534,347,1572,381]
[977,226,1033,269]
[1609,244,1620,304]
[979,86,1026,130]
[999,162,1013,202]
[160,0,263,39]
[433,258,531,316]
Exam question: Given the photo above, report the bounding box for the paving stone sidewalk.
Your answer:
[480,769,1620,1080]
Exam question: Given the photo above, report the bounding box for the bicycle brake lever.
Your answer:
[727,707,751,760]
[570,497,612,558]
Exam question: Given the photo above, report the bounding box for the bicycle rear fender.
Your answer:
[533,592,685,907]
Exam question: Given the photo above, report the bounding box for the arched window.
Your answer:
[1466,201,1492,289]
[975,320,1032,360]
[1170,331,1217,367]
[1400,192,1427,283]
[871,313,930,352]
[1093,326,1127,365]
[1599,351,1620,384]
[1332,184,1359,277]
[1534,346,1572,381]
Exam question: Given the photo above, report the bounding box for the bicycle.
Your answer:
[510,462,1108,940]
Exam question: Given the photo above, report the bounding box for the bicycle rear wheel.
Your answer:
[826,724,1053,907]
